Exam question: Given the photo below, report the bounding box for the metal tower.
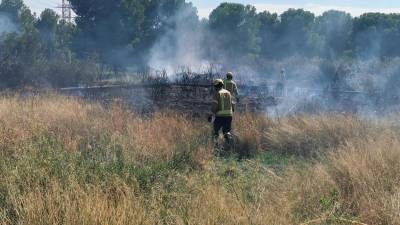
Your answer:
[57,0,72,23]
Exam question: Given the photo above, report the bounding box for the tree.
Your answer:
[0,0,24,21]
[276,9,315,57]
[258,11,279,58]
[69,0,138,64]
[0,0,42,87]
[208,3,261,63]
[353,13,400,58]
[0,31,44,87]
[0,0,35,31]
[314,10,353,58]
[69,0,198,67]
[36,9,59,34]
[56,20,76,58]
[36,9,59,57]
[146,0,201,70]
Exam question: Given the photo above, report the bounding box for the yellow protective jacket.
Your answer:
[212,89,233,117]
[224,79,239,96]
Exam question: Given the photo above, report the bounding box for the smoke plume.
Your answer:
[148,5,208,74]
[0,13,17,35]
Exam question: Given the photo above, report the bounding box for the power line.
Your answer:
[56,0,72,23]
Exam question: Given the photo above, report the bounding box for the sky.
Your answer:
[24,0,400,18]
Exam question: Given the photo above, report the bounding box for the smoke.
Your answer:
[147,5,208,74]
[0,13,17,35]
[264,56,400,118]
[354,27,383,59]
[146,3,252,75]
[144,5,400,116]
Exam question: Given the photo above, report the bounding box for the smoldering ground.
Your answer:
[143,6,400,116]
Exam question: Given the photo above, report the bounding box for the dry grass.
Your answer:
[0,94,209,165]
[1,94,400,225]
[264,114,383,157]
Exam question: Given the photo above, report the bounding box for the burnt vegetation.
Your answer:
[0,1,400,90]
[1,1,400,116]
[3,1,400,224]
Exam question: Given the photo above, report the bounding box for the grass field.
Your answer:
[1,95,400,225]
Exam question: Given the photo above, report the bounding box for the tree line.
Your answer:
[1,0,400,88]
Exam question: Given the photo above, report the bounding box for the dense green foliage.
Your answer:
[1,0,400,87]
[208,3,260,62]
[0,0,97,88]
[69,0,197,66]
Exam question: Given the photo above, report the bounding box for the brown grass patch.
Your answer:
[1,94,400,225]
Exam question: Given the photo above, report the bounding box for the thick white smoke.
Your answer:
[148,6,209,74]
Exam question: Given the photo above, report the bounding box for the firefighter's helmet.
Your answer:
[213,79,224,87]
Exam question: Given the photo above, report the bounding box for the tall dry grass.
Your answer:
[1,94,400,224]
[263,114,384,157]
[0,94,210,165]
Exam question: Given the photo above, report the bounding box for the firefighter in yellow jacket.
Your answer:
[209,79,233,140]
[224,72,239,102]
[224,72,239,112]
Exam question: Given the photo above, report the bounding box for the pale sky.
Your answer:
[25,0,400,18]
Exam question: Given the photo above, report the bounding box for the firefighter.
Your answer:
[276,68,286,97]
[208,79,233,141]
[224,72,239,102]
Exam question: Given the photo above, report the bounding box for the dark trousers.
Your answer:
[213,116,232,137]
